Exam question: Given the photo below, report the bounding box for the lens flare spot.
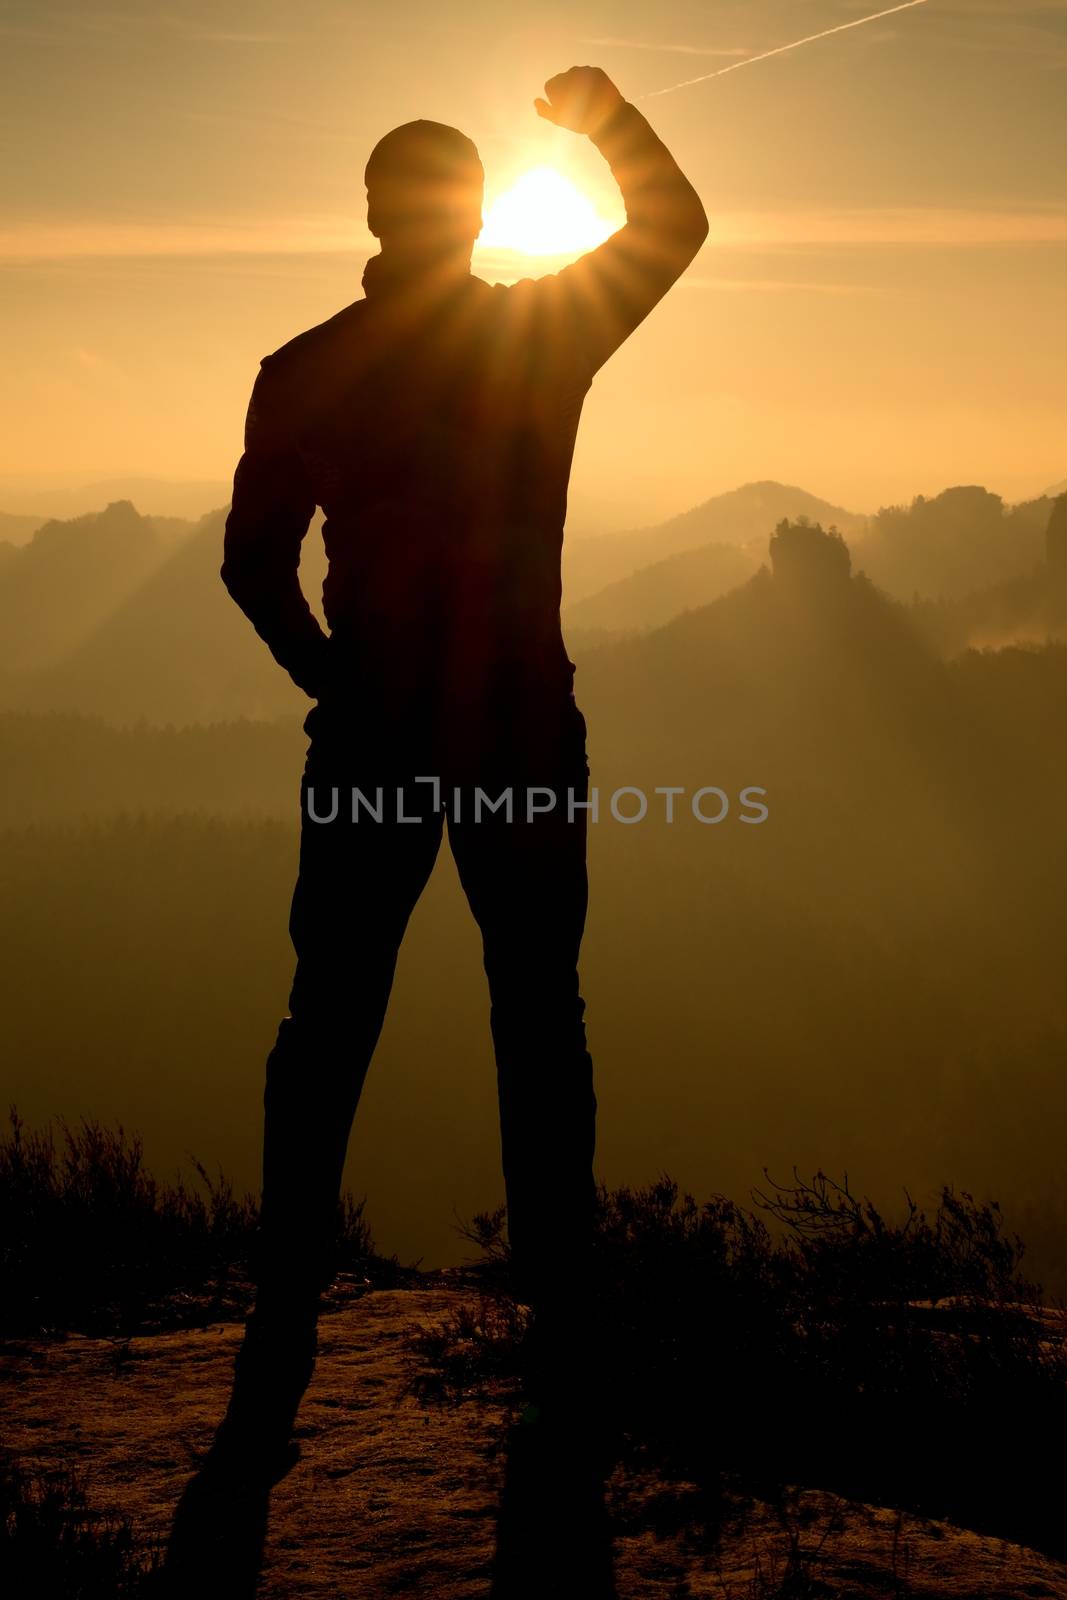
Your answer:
[478,167,618,256]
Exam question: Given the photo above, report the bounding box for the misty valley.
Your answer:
[2,477,1066,1293]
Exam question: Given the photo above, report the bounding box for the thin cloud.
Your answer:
[886,0,1067,62]
[577,36,749,59]
[686,276,880,294]
[0,21,62,40]
[171,26,293,44]
[3,7,292,44]
[709,208,1067,248]
[0,217,372,262]
[885,0,1064,12]
[175,105,357,141]
[3,208,1067,265]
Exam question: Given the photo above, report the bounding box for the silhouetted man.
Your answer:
[218,67,707,1462]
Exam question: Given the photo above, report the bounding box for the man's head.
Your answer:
[365,120,484,263]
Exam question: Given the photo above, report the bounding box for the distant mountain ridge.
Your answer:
[3,478,1060,725]
[564,539,760,640]
[0,482,860,723]
[0,476,231,522]
[0,511,46,547]
[563,480,866,604]
[4,508,316,724]
[0,500,195,677]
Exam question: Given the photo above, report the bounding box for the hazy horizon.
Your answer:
[1,468,1065,545]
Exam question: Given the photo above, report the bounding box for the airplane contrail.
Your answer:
[638,0,929,99]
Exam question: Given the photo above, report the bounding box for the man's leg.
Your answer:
[446,715,597,1321]
[218,717,443,1465]
[256,747,444,1305]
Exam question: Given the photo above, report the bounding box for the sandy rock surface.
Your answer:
[3,1284,1066,1599]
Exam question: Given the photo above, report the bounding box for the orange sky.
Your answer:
[2,0,1066,522]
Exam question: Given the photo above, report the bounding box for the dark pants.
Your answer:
[257,694,597,1311]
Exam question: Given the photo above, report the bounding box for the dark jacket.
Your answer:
[221,101,708,743]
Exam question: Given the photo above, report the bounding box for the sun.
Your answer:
[478,166,618,257]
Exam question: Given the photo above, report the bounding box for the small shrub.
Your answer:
[0,1107,401,1336]
[0,1453,159,1597]
[409,1169,1067,1559]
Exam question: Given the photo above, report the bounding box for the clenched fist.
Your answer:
[534,66,626,138]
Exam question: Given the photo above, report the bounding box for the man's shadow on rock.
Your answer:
[157,1435,298,1599]
[157,1394,618,1598]
[490,1413,618,1599]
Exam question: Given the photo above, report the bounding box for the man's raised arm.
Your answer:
[535,67,709,375]
[221,356,331,700]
